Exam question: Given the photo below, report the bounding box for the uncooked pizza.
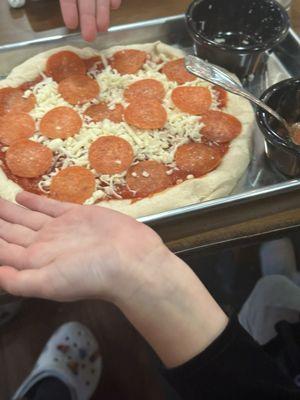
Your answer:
[0,42,254,217]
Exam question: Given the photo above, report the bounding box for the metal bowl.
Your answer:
[256,78,300,177]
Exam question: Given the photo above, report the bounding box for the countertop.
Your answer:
[0,0,299,45]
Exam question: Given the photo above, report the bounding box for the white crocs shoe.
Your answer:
[8,0,26,8]
[12,321,102,400]
[260,238,300,284]
[8,0,40,8]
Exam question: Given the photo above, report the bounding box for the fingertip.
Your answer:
[16,190,30,203]
[110,0,121,10]
[81,16,98,42]
[60,0,79,30]
[62,10,79,30]
[82,29,98,42]
[65,19,79,30]
[16,191,42,207]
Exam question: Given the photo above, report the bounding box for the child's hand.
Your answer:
[0,192,228,368]
[0,191,165,302]
[59,0,122,41]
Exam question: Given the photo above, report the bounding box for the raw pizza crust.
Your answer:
[0,42,254,218]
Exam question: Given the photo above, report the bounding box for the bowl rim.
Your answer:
[186,0,290,53]
[256,77,300,155]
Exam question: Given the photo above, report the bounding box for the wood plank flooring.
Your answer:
[0,299,167,399]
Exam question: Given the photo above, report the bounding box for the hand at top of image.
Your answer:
[59,0,122,42]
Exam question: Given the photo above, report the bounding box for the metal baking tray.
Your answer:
[0,14,300,230]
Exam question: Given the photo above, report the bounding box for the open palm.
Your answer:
[0,192,162,302]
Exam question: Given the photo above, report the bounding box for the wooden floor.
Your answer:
[0,299,167,399]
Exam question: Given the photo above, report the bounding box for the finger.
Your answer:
[0,197,51,231]
[0,267,53,299]
[0,218,36,247]
[97,0,110,32]
[59,0,79,29]
[0,240,28,269]
[78,0,98,42]
[16,192,75,218]
[110,0,121,10]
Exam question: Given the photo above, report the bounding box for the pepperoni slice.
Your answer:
[58,74,100,105]
[84,103,124,123]
[110,50,147,75]
[124,100,167,130]
[0,112,35,145]
[0,87,36,116]
[6,139,52,178]
[18,76,43,91]
[46,51,86,82]
[175,142,222,177]
[126,160,172,198]
[50,166,95,204]
[213,85,228,109]
[201,110,242,143]
[161,58,197,84]
[40,107,82,139]
[172,87,212,115]
[89,136,134,174]
[124,79,165,103]
[84,56,104,72]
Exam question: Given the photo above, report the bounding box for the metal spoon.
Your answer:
[185,55,293,142]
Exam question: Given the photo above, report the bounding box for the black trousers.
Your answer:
[25,378,71,400]
[24,376,180,400]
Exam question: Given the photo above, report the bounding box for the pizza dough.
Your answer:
[0,42,254,218]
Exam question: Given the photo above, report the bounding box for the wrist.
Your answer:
[114,244,177,307]
[114,250,228,368]
[100,227,173,305]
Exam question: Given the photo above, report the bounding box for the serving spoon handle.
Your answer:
[185,55,291,139]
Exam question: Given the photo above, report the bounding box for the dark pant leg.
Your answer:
[25,377,72,400]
